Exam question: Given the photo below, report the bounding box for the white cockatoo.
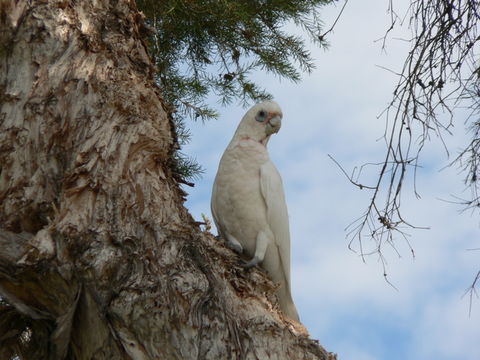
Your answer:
[211,100,299,321]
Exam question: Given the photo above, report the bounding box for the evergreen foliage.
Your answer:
[136,0,332,180]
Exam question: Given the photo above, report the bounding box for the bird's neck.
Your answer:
[232,131,270,147]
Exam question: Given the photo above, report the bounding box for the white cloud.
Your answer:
[412,294,480,360]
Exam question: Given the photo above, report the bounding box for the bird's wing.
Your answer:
[259,160,291,288]
[210,179,221,234]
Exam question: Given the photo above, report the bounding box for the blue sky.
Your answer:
[182,1,480,359]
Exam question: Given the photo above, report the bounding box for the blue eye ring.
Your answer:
[255,110,267,122]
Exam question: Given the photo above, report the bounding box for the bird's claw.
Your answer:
[225,239,243,254]
[240,256,260,269]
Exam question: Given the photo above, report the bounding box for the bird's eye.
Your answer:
[255,110,267,122]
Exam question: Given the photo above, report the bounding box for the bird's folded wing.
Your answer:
[259,161,291,287]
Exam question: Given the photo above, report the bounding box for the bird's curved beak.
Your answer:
[266,113,282,135]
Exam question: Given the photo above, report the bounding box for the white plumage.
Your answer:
[211,101,299,321]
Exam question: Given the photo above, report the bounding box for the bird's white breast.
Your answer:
[212,138,270,256]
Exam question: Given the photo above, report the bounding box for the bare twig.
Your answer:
[463,270,480,316]
[342,1,479,282]
[328,154,376,190]
[318,0,349,41]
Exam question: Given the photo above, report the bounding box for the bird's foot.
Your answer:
[240,256,261,269]
[215,235,243,254]
[227,242,243,254]
[225,237,243,254]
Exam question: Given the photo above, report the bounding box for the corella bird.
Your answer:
[211,100,299,321]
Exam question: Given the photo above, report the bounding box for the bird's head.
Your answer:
[234,100,283,145]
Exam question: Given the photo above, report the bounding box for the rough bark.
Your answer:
[0,1,334,359]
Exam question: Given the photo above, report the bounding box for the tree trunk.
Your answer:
[0,1,334,359]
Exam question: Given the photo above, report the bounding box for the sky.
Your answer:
[181,1,480,359]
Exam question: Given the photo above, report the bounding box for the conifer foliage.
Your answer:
[138,0,332,119]
[137,0,332,180]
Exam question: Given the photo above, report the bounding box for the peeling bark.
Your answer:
[0,1,335,359]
